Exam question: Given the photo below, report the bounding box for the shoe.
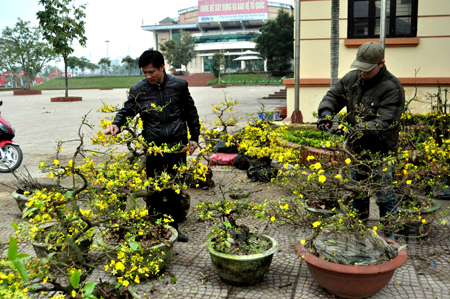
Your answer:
[177,232,188,242]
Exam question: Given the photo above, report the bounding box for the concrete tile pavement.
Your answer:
[1,87,449,298]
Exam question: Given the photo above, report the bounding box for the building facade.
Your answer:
[283,0,450,122]
[141,1,293,74]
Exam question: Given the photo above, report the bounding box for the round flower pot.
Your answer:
[297,238,407,299]
[397,197,441,237]
[96,225,178,276]
[206,234,278,286]
[12,190,29,213]
[32,229,93,264]
[305,200,340,219]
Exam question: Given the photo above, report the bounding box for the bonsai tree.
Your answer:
[13,99,211,297]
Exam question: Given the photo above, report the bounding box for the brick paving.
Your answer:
[0,87,449,298]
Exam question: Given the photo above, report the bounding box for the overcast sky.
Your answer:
[0,0,294,68]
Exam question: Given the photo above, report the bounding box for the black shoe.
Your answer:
[177,232,188,242]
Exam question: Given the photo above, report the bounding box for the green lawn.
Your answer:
[33,76,143,89]
[208,73,293,85]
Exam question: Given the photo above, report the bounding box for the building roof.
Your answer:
[159,17,177,24]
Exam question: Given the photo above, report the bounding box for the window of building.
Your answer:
[347,0,418,39]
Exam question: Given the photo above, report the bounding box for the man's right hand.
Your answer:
[317,118,332,131]
[104,124,120,135]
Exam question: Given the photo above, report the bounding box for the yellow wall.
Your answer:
[286,0,450,122]
[286,86,448,123]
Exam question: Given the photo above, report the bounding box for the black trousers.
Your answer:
[145,152,186,226]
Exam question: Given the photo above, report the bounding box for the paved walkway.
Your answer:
[0,87,449,298]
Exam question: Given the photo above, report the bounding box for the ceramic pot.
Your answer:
[12,190,29,212]
[32,224,93,264]
[397,196,441,237]
[207,234,278,286]
[297,238,407,299]
[96,225,177,276]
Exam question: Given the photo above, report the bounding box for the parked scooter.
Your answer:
[0,100,22,172]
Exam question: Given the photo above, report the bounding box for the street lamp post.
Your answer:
[105,40,110,58]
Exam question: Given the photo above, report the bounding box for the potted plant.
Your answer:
[13,102,211,297]
[257,115,447,298]
[195,198,278,286]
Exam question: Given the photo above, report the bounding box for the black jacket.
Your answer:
[112,72,200,147]
[318,66,405,154]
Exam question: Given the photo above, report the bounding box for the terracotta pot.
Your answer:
[297,239,407,299]
[207,234,278,286]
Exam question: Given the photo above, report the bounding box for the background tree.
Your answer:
[173,31,197,74]
[66,56,80,77]
[0,18,56,89]
[160,32,196,73]
[98,57,111,87]
[255,9,294,76]
[37,0,87,97]
[77,56,90,76]
[159,40,177,70]
[213,52,225,82]
[121,55,136,75]
[330,0,340,87]
[88,62,99,75]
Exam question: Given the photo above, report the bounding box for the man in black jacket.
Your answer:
[105,50,200,242]
[316,42,405,235]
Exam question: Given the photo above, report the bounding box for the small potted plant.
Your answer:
[195,196,278,286]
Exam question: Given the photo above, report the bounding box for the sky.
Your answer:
[0,0,294,69]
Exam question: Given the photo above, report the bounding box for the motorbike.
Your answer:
[0,100,22,172]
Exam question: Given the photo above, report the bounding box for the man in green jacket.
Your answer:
[316,42,405,235]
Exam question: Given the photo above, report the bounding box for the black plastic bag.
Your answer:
[233,154,251,170]
[247,164,279,182]
[213,141,239,153]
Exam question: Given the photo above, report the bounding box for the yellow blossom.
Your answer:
[406,180,412,185]
[335,174,342,179]
[301,239,306,245]
[345,158,351,164]
[270,216,276,222]
[312,221,321,228]
[318,175,326,183]
[53,159,59,166]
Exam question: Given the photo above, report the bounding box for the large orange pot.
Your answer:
[297,239,407,299]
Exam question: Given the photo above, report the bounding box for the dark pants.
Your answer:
[145,152,186,226]
[351,166,398,234]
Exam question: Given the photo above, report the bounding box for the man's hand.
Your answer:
[317,118,332,131]
[188,141,198,155]
[104,124,120,135]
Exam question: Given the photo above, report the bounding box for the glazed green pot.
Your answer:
[207,234,278,286]
[397,195,441,237]
[97,226,177,275]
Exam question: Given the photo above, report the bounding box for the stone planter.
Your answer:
[96,226,177,276]
[305,200,340,219]
[14,90,42,96]
[397,195,441,237]
[297,238,407,298]
[32,224,94,263]
[206,234,278,286]
[12,190,29,213]
[51,97,82,102]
